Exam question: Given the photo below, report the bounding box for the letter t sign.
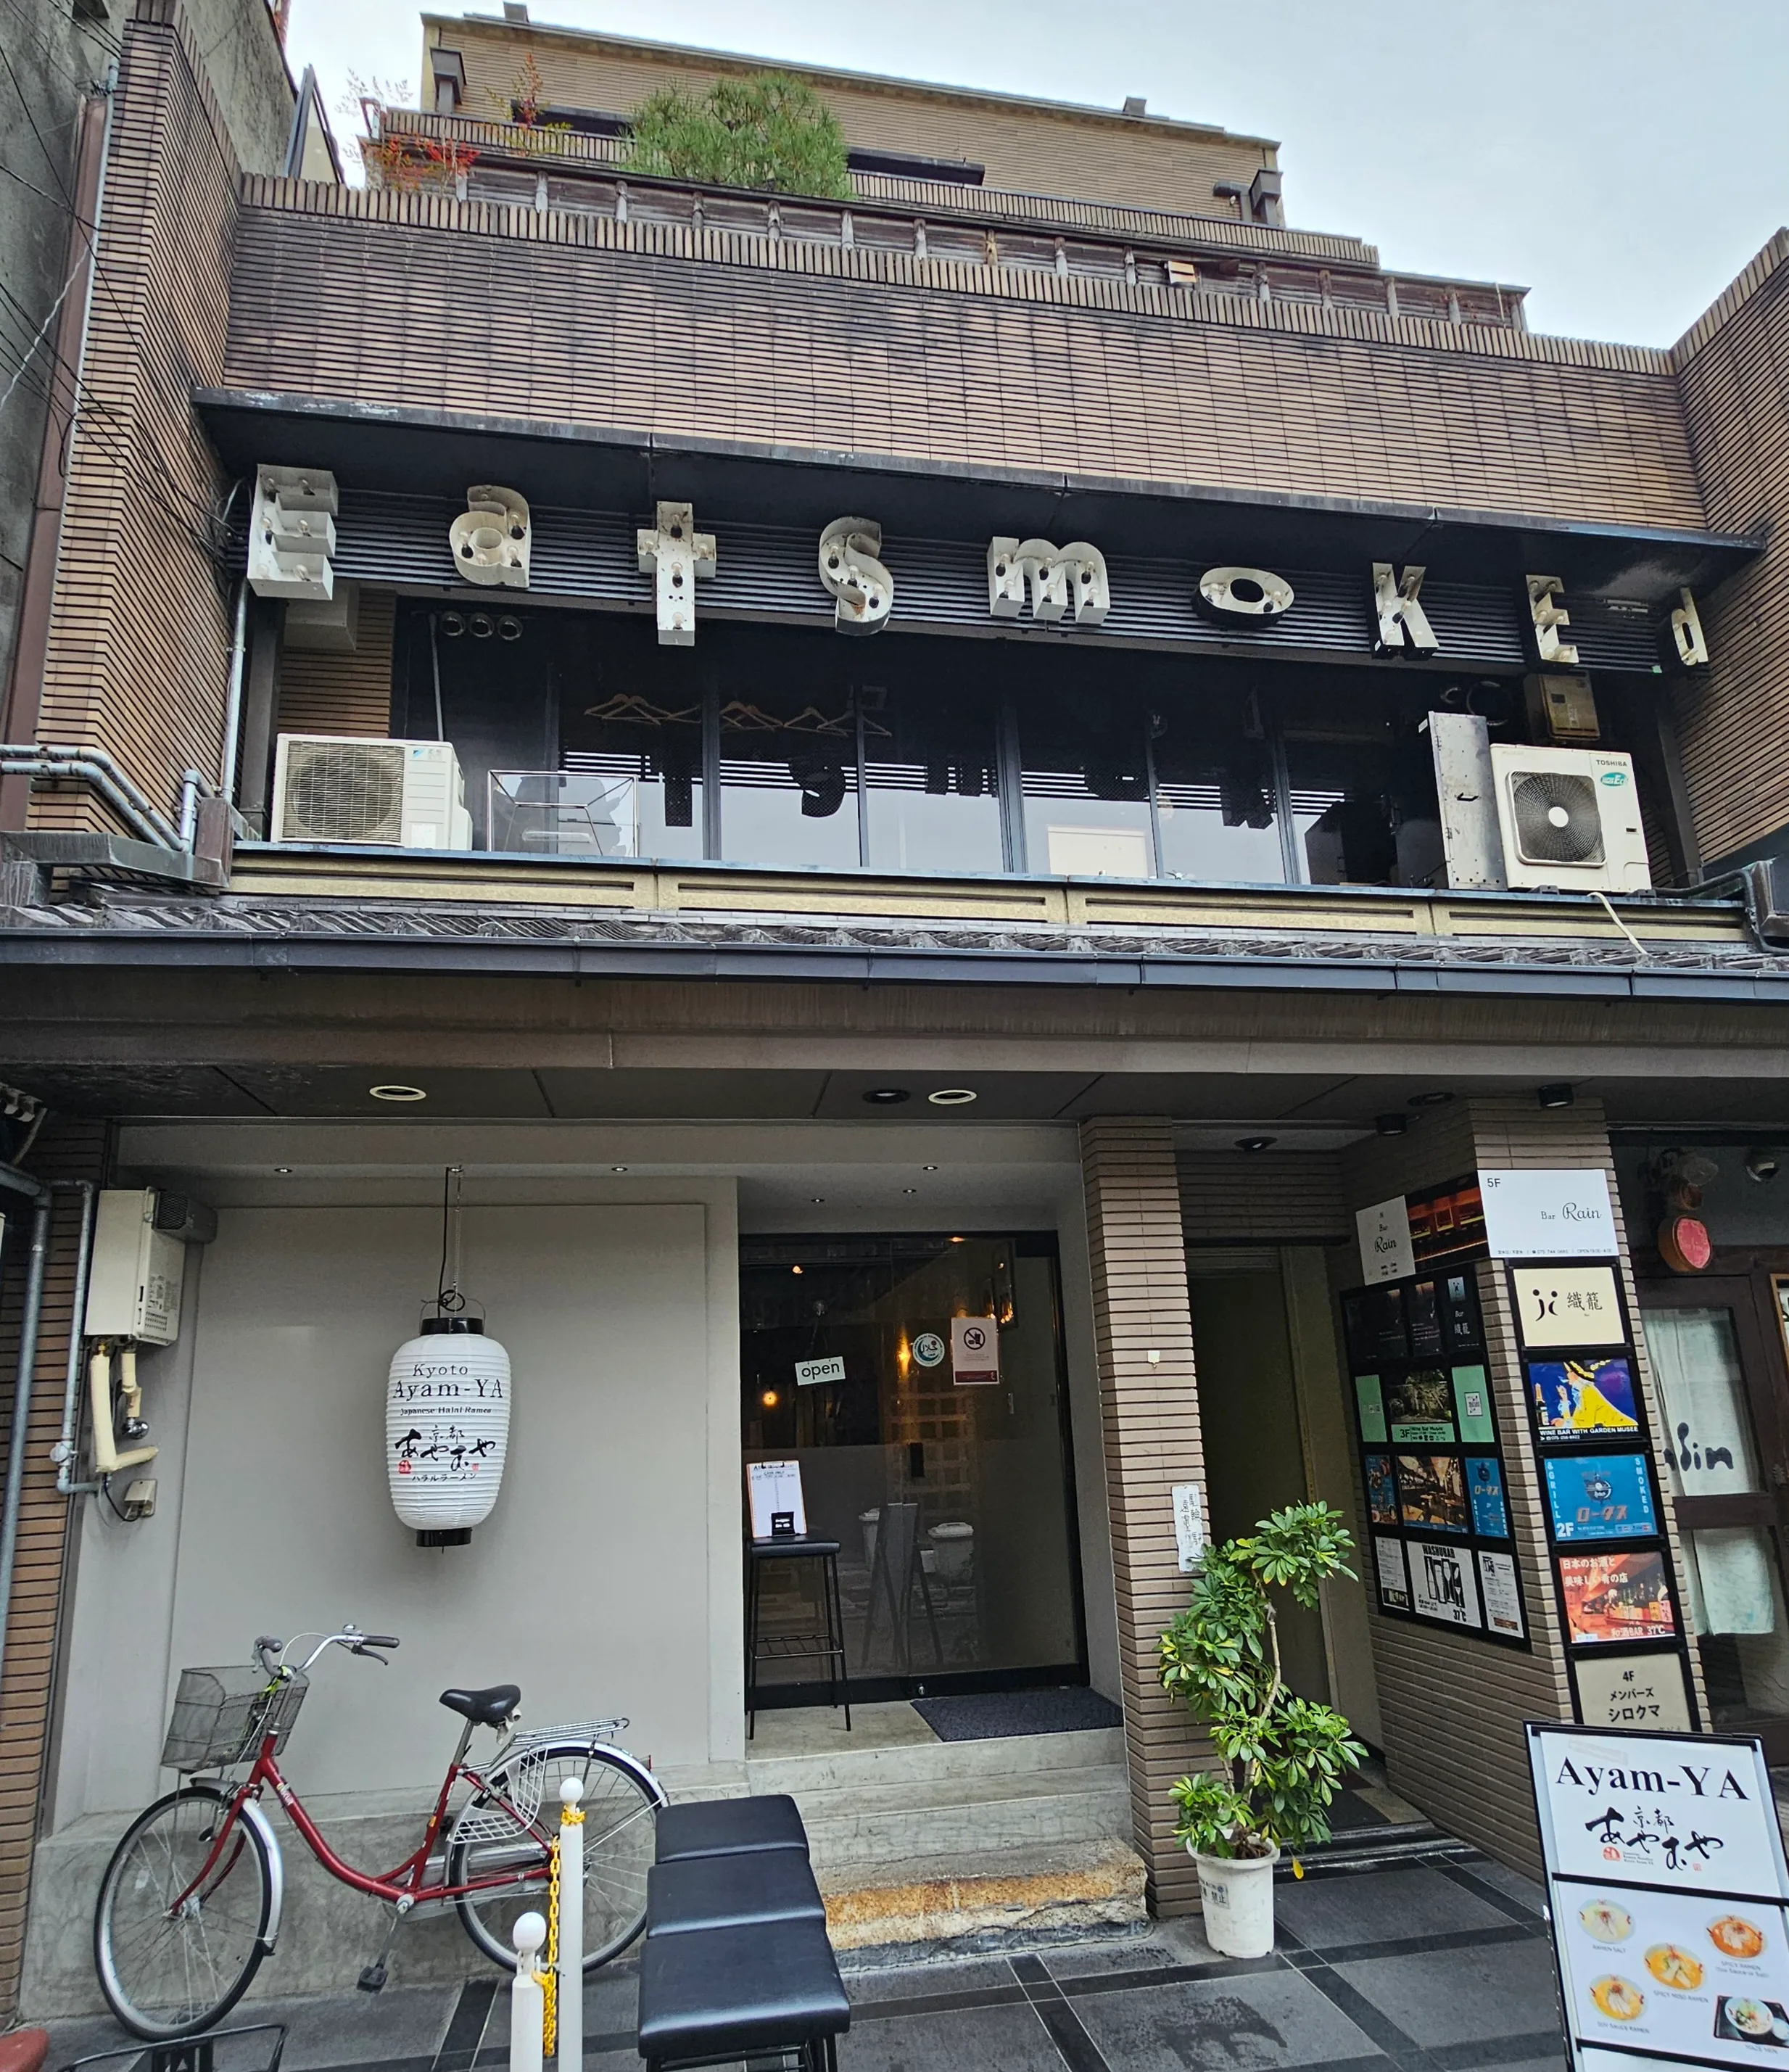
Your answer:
[637,501,716,645]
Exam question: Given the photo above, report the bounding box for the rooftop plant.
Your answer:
[1159,1502,1365,1862]
[622,72,851,200]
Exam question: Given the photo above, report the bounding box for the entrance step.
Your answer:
[743,1709,1143,1953]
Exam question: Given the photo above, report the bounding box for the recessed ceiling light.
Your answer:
[791,1264,803,1276]
[1375,1113,1408,1136]
[1537,1083,1575,1110]
[922,1165,939,1172]
[863,1088,911,1105]
[274,1166,293,1175]
[811,1197,826,1204]
[1235,1136,1276,1153]
[370,1084,427,1102]
[611,1165,628,1173]
[1409,1090,1454,1107]
[902,1187,917,1194]
[927,1088,978,1106]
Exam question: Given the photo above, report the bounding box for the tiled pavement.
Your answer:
[43,1856,1564,2072]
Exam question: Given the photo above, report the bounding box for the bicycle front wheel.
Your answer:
[94,1784,273,2039]
[451,1740,664,1970]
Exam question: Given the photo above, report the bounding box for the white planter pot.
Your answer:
[1191,1843,1278,1959]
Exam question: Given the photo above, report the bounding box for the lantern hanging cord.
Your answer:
[435,1164,466,1316]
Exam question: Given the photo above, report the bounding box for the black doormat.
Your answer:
[913,1687,1123,1741]
[1324,1786,1394,1831]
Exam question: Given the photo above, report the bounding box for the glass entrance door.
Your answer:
[740,1232,1085,1701]
[1639,1277,1789,1758]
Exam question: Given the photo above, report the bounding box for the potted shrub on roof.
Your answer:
[1159,1501,1365,1958]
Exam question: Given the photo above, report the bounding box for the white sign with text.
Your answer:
[1355,1195,1415,1283]
[1479,1168,1617,1259]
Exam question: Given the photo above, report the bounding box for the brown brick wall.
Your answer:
[1669,231,1789,867]
[428,17,1275,219]
[30,1,239,835]
[224,189,1705,532]
[275,588,396,738]
[0,1121,109,2020]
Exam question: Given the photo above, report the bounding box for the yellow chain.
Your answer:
[539,1836,559,2057]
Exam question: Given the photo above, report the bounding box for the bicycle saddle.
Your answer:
[439,1683,521,1728]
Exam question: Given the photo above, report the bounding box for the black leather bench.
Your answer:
[637,1797,848,2072]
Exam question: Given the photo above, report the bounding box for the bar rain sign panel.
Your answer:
[1529,1723,1789,2072]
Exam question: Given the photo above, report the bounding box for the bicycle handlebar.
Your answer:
[258,1627,403,1675]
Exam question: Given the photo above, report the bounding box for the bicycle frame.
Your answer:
[171,1718,550,1923]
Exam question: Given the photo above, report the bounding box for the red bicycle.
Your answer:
[94,1626,666,2039]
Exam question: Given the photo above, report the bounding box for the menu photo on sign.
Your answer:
[1529,1724,1789,2072]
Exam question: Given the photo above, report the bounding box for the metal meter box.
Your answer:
[84,1190,187,1345]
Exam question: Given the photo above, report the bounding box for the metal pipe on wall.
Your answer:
[0,1173,51,1699]
[53,1181,98,1496]
[0,746,181,848]
[220,579,249,806]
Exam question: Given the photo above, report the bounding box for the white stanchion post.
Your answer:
[556,1777,585,2069]
[511,1912,547,2072]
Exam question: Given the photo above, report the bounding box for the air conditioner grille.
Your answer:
[1508,768,1604,867]
[283,742,405,843]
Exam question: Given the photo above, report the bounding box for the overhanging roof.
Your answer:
[194,388,1763,603]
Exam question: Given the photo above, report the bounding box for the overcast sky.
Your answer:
[286,0,1788,349]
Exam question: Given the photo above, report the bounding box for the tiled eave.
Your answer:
[1,881,1784,1003]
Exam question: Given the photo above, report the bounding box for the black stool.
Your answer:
[637,1917,848,2072]
[647,1850,827,1936]
[655,1792,809,1863]
[745,1537,851,1738]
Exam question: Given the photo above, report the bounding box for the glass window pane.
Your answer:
[862,685,1004,875]
[719,688,860,870]
[1640,1306,1763,1495]
[1151,713,1289,885]
[559,681,703,862]
[1018,688,1154,878]
[1682,1527,1789,1722]
[1285,732,1442,888]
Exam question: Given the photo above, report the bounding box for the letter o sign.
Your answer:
[1196,566,1295,624]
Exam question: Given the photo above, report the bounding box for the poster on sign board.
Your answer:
[1529,1723,1787,2072]
[1572,1654,1693,1733]
[950,1315,1000,1386]
[1479,1169,1617,1259]
[746,1459,806,1539]
[1513,1265,1627,1349]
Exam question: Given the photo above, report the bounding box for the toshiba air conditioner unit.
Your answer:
[1488,743,1651,893]
[271,736,474,850]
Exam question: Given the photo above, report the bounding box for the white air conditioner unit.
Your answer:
[1488,743,1651,892]
[271,736,474,850]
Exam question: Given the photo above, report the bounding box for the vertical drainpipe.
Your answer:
[0,1176,53,1697]
[219,579,249,804]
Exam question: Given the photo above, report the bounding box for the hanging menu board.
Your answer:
[1511,1258,1698,1730]
[1342,1265,1529,1648]
[1529,1723,1789,2071]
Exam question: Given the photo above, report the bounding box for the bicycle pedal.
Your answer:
[357,1962,389,1994]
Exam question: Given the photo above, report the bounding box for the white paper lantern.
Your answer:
[386,1318,511,1544]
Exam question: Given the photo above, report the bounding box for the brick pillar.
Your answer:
[1078,1118,1208,1915]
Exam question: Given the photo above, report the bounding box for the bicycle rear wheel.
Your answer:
[94,1784,273,2039]
[451,1739,664,1970]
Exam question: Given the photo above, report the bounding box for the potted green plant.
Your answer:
[1159,1501,1365,1957]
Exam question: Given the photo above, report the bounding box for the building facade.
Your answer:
[5,0,1789,2021]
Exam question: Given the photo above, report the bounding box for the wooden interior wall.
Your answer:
[1077,1118,1207,1916]
[0,1120,108,2020]
[275,590,397,738]
[1669,231,1789,867]
[1338,1097,1705,1876]
[30,1,239,836]
[226,187,1703,534]
[429,18,1275,218]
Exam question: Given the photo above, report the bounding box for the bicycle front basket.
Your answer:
[160,1664,308,1772]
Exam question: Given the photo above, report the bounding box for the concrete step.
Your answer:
[745,1722,1123,1794]
[803,1772,1131,1873]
